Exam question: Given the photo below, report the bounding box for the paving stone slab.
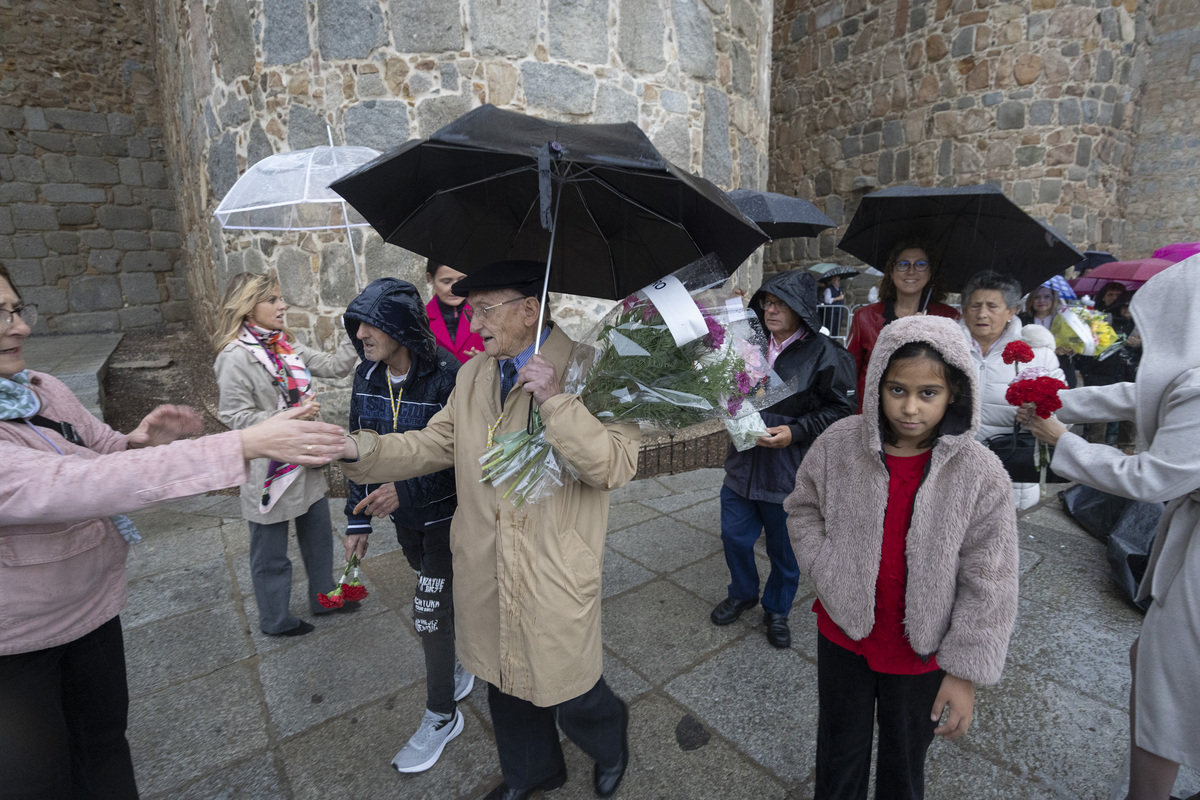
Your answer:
[144,753,288,800]
[129,662,270,797]
[609,477,672,504]
[124,557,233,628]
[666,636,819,782]
[258,612,425,737]
[602,547,657,599]
[668,495,723,537]
[1019,553,1144,627]
[1022,502,1091,537]
[606,516,722,574]
[652,467,724,494]
[1019,519,1109,572]
[124,602,253,697]
[279,683,500,800]
[602,581,747,684]
[160,493,242,517]
[129,506,235,537]
[924,741,1063,799]
[606,500,661,532]
[124,524,225,581]
[960,663,1129,797]
[641,486,719,514]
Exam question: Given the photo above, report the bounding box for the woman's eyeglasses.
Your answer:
[465,297,524,321]
[0,304,37,332]
[893,260,930,273]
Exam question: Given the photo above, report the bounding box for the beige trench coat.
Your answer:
[215,333,357,524]
[342,326,640,706]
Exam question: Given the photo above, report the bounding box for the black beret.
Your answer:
[451,260,546,298]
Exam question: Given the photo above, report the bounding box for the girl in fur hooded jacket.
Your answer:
[784,315,1019,800]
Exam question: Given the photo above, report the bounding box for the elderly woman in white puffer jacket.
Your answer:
[960,270,1064,510]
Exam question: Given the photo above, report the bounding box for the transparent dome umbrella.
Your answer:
[213,143,382,292]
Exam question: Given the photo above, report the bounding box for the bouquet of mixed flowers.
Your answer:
[480,256,796,506]
[1050,299,1119,357]
[1002,341,1068,496]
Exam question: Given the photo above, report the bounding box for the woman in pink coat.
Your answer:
[0,265,346,798]
[425,261,484,363]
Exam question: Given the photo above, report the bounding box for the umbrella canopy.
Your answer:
[1073,258,1176,296]
[330,104,767,301]
[1152,242,1200,263]
[1041,274,1077,302]
[726,189,835,240]
[214,145,381,230]
[808,262,858,281]
[837,184,1082,294]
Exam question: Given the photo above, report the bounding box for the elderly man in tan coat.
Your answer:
[340,260,640,800]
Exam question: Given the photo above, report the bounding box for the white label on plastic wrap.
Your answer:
[725,298,749,321]
[642,275,708,347]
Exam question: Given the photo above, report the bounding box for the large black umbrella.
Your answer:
[330,104,767,301]
[837,184,1082,293]
[726,188,835,239]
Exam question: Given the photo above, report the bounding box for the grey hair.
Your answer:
[961,270,1023,310]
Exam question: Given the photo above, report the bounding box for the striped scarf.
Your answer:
[237,323,315,513]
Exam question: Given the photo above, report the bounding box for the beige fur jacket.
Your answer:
[784,315,1019,685]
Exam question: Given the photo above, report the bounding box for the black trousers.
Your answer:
[396,523,456,715]
[0,616,138,800]
[487,676,624,790]
[815,634,945,800]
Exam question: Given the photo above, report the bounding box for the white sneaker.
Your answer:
[453,661,475,702]
[391,708,464,773]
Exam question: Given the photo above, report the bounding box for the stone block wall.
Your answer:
[150,0,775,420]
[0,0,188,332]
[1122,0,1200,257]
[768,0,1148,274]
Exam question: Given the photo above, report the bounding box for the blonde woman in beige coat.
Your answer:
[786,315,1019,799]
[1022,255,1200,800]
[213,270,357,636]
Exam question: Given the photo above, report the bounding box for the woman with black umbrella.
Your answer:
[845,240,960,411]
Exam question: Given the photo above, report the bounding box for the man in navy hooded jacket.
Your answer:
[342,277,470,774]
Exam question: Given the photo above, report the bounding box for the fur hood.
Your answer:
[861,315,980,453]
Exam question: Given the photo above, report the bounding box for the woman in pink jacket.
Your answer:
[0,266,346,799]
[425,261,484,363]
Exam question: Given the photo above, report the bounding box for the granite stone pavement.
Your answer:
[122,470,1200,800]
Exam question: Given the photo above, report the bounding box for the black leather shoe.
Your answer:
[594,699,629,797]
[764,613,791,648]
[482,766,568,800]
[710,596,757,625]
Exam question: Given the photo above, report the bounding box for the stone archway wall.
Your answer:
[1122,0,1200,258]
[768,0,1149,277]
[150,0,775,394]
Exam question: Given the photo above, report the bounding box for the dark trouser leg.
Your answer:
[403,523,456,715]
[487,682,565,791]
[719,485,762,603]
[874,668,944,800]
[0,617,138,800]
[757,499,799,616]
[293,497,335,614]
[248,517,298,634]
[555,676,626,769]
[815,635,877,800]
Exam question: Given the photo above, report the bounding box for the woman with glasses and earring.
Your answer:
[845,240,960,411]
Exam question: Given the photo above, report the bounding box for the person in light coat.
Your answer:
[339,260,640,800]
[959,270,1064,510]
[1022,255,1200,800]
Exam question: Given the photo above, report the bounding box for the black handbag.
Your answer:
[984,423,1067,484]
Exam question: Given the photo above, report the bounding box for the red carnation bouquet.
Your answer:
[318,554,369,609]
[1001,341,1067,494]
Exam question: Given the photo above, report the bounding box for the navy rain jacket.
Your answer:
[723,269,856,504]
[343,278,460,534]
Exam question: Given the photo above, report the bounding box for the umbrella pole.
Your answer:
[528,176,565,434]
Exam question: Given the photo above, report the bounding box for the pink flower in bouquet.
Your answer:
[622,294,638,312]
[642,302,658,323]
[727,396,744,416]
[703,315,725,349]
[736,371,754,395]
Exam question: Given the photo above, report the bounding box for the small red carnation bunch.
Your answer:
[318,554,369,609]
[1005,370,1067,419]
[1002,340,1035,365]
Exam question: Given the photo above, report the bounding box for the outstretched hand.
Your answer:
[1016,402,1068,446]
[127,405,204,449]
[239,406,347,465]
[931,673,974,739]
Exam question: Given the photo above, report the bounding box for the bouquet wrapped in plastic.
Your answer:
[480,255,797,506]
[1050,301,1119,356]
